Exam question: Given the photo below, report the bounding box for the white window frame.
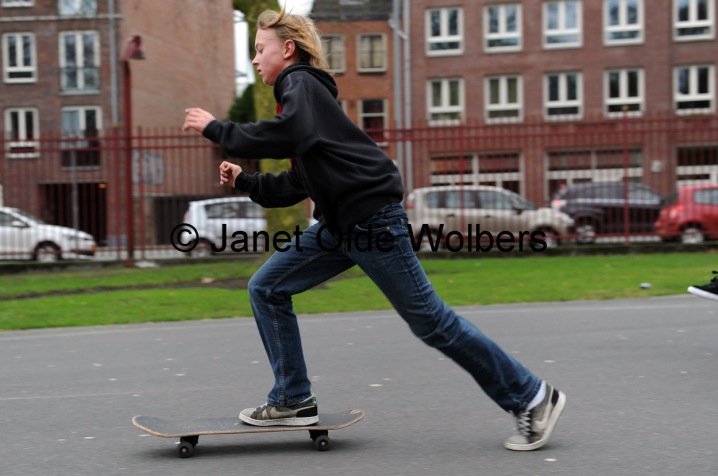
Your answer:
[543,1,582,49]
[604,0,644,45]
[2,0,34,7]
[59,31,101,92]
[674,0,715,41]
[427,78,464,125]
[58,0,96,16]
[604,68,644,117]
[61,106,102,136]
[544,72,583,120]
[359,99,388,145]
[485,75,523,123]
[484,4,522,53]
[2,32,36,83]
[4,107,39,159]
[426,7,464,57]
[61,106,102,168]
[674,64,715,114]
[357,33,387,73]
[322,35,345,74]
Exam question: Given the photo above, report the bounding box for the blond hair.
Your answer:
[257,8,329,71]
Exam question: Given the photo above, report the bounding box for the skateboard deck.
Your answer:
[132,409,364,458]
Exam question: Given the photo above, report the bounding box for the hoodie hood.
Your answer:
[273,62,338,103]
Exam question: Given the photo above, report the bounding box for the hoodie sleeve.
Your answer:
[234,170,308,209]
[202,76,319,159]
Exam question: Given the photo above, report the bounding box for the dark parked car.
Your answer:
[655,184,718,244]
[550,182,664,244]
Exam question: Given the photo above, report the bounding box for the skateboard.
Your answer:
[132,409,364,458]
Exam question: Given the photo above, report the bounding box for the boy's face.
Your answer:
[253,28,294,86]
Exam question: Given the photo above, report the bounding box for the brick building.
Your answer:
[311,0,397,162]
[0,0,235,247]
[314,0,718,206]
[409,0,718,203]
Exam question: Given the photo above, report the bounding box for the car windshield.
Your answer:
[516,195,538,211]
[665,191,679,206]
[10,208,44,224]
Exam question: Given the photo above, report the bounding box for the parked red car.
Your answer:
[655,185,718,244]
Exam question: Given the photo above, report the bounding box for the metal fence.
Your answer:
[1,112,717,263]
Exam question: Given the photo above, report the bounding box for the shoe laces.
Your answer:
[514,409,533,437]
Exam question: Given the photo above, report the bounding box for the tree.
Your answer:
[228,83,255,124]
[233,0,309,237]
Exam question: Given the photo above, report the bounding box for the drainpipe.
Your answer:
[108,0,119,124]
[403,0,412,193]
[391,0,404,186]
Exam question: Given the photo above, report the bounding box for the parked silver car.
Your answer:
[405,185,574,250]
[0,207,96,262]
[182,197,266,256]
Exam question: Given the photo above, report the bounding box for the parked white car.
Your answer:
[182,197,267,256]
[0,207,96,262]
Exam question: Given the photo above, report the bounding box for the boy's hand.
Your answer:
[182,108,215,133]
[219,161,242,187]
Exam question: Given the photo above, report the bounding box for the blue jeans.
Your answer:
[247,203,541,412]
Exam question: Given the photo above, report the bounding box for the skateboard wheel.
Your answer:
[181,436,199,447]
[313,435,331,451]
[178,441,194,458]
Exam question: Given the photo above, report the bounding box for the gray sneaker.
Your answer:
[239,396,319,427]
[504,383,566,451]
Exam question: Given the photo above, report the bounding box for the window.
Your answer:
[677,146,718,185]
[605,0,643,44]
[544,1,582,48]
[2,0,34,6]
[605,68,644,116]
[674,0,715,40]
[545,72,582,119]
[479,190,516,210]
[59,31,100,92]
[360,99,387,144]
[59,0,96,16]
[485,4,522,52]
[322,35,345,73]
[2,33,36,83]
[426,7,463,56]
[428,78,464,124]
[4,108,39,158]
[694,188,718,205]
[546,148,643,199]
[61,106,102,167]
[429,152,521,188]
[675,65,715,114]
[357,34,386,72]
[485,75,522,122]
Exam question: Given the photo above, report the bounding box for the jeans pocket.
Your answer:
[350,221,395,252]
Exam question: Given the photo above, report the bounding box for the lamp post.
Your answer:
[120,35,144,265]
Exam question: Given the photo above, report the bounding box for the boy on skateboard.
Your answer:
[182,7,565,451]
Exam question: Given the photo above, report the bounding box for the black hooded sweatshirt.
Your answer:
[202,62,404,229]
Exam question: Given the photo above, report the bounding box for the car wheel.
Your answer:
[189,239,213,258]
[680,225,704,245]
[575,219,597,245]
[537,228,560,248]
[34,242,61,263]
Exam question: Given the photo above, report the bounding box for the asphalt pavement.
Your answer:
[0,295,716,476]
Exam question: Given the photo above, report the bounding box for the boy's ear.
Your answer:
[283,39,297,59]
